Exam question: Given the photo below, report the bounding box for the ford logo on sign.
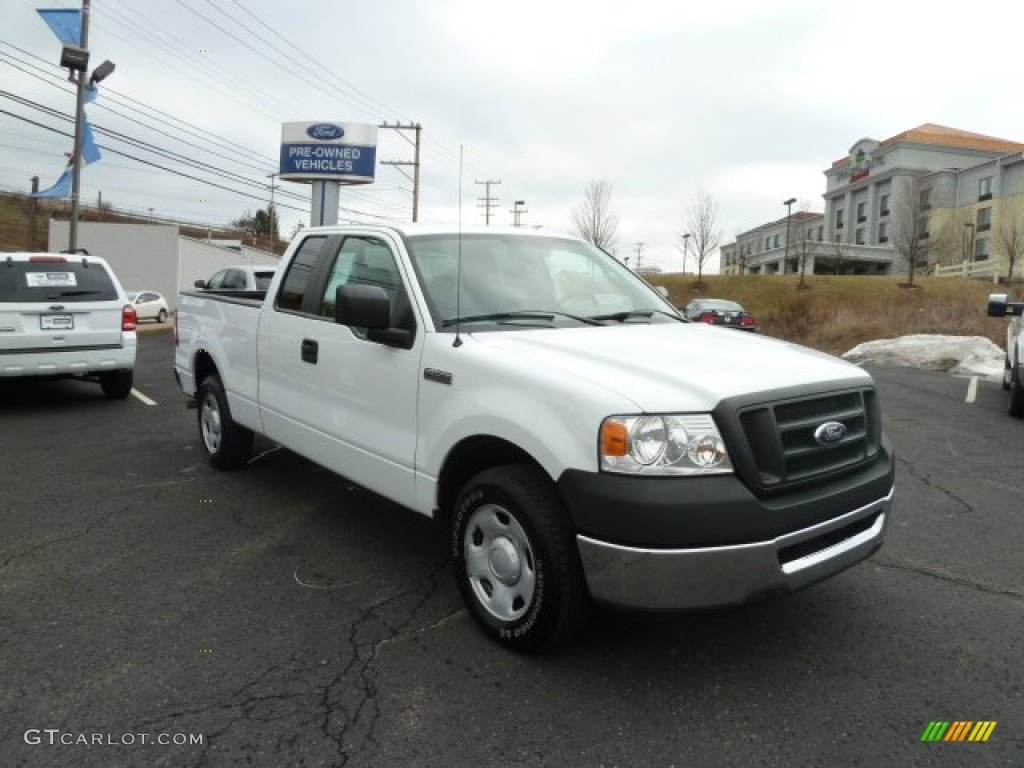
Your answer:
[813,421,847,446]
[306,123,344,140]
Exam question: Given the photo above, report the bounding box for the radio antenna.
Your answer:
[453,144,464,348]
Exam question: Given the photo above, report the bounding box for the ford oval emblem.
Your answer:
[306,123,345,140]
[814,421,847,446]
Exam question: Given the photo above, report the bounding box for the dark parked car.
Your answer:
[682,298,758,332]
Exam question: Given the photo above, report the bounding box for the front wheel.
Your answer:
[198,374,254,469]
[451,465,590,652]
[157,308,168,323]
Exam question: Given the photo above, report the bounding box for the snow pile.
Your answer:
[842,334,1004,379]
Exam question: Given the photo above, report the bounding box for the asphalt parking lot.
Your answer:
[1,331,1022,767]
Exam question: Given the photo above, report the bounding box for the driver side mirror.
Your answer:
[335,284,413,349]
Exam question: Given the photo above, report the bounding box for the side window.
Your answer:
[223,269,246,290]
[320,236,401,319]
[207,269,227,289]
[276,236,327,312]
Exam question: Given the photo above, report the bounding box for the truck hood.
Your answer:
[471,323,871,412]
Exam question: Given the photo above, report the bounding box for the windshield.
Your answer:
[404,233,678,330]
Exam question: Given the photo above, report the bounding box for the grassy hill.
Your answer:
[656,273,1008,356]
[0,191,1007,357]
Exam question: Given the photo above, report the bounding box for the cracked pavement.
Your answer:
[1,335,1021,767]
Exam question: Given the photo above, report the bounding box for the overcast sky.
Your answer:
[4,0,1024,272]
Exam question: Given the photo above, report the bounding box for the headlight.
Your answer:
[600,414,733,475]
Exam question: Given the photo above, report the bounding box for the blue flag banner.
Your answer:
[30,167,74,198]
[82,119,101,164]
[37,8,82,46]
[84,84,98,104]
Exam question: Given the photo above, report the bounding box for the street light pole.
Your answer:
[783,197,796,274]
[68,0,91,253]
[681,233,691,273]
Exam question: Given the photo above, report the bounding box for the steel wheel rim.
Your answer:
[200,392,222,455]
[464,503,536,622]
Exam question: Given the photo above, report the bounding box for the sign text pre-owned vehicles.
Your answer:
[174,225,895,651]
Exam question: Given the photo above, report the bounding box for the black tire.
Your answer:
[99,369,133,399]
[451,465,590,652]
[1003,355,1012,391]
[197,374,254,469]
[157,309,168,323]
[1010,360,1024,417]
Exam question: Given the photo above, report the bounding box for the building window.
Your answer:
[977,206,992,232]
[855,228,865,245]
[774,234,781,248]
[818,225,824,241]
[879,194,890,217]
[979,176,993,201]
[918,216,930,239]
[878,221,888,243]
[975,237,990,260]
[836,208,845,229]
[765,236,771,250]
[920,188,932,211]
[857,201,866,222]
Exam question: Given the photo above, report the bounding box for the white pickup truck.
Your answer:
[174,224,895,651]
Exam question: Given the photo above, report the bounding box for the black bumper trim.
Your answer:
[556,438,894,549]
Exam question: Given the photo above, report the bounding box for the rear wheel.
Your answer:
[99,369,133,399]
[157,309,168,323]
[198,374,254,469]
[451,465,590,652]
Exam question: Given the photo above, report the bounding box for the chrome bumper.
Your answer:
[577,486,894,611]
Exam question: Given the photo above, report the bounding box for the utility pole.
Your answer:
[379,121,422,222]
[267,172,278,242]
[29,176,40,250]
[68,0,91,252]
[475,179,501,225]
[511,199,527,227]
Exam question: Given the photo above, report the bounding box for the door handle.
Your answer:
[301,338,318,364]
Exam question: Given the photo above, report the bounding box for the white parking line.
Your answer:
[131,388,157,406]
[965,376,979,404]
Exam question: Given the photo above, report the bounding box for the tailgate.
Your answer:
[0,302,124,350]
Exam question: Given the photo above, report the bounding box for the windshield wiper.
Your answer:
[442,310,603,328]
[589,309,686,323]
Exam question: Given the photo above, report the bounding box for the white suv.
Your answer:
[0,252,137,398]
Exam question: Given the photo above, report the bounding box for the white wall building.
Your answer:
[48,222,279,308]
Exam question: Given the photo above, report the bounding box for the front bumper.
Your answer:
[577,485,893,611]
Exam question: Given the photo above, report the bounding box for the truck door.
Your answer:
[258,233,423,511]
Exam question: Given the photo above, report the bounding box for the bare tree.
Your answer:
[789,205,816,288]
[571,179,619,251]
[995,197,1024,282]
[684,189,721,285]
[892,174,928,286]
